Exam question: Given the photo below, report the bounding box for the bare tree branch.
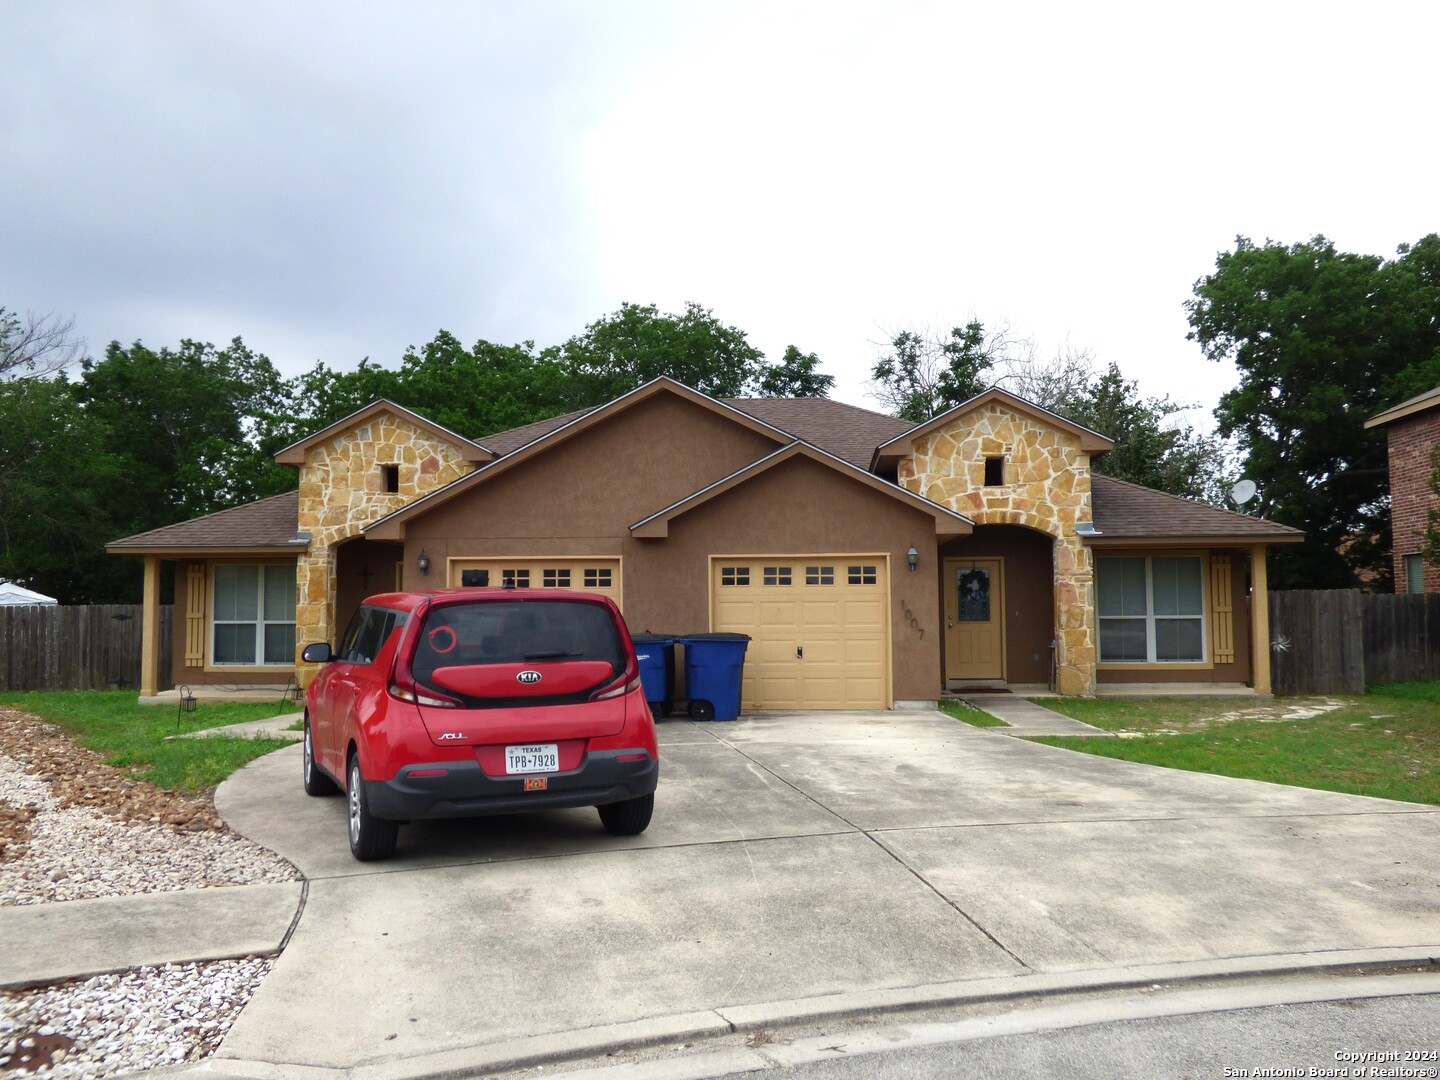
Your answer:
[0,309,85,380]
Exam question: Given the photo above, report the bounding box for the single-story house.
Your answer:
[108,378,1302,703]
[1365,384,1440,594]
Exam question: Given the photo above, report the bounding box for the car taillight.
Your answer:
[590,672,641,701]
[390,638,463,708]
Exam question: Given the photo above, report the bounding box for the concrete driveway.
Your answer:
[212,710,1440,1075]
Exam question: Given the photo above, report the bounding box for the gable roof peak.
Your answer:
[273,398,493,465]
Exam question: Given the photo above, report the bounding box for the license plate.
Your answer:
[506,744,559,775]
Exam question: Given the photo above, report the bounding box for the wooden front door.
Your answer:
[944,557,1005,683]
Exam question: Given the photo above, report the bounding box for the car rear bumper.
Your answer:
[363,749,659,821]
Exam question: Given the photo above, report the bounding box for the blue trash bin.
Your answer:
[631,634,675,718]
[677,633,750,721]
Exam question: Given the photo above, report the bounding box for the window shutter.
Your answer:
[1209,556,1234,664]
[185,564,206,667]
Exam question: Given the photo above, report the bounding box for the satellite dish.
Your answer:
[1231,479,1257,506]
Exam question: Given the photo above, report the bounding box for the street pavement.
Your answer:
[187,708,1440,1077]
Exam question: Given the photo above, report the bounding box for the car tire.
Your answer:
[302,715,339,797]
[597,792,654,836]
[347,754,399,861]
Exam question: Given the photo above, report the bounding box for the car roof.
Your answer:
[360,588,618,612]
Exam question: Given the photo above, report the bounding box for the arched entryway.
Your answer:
[937,524,1055,690]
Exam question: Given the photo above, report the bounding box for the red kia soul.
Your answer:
[300,589,659,861]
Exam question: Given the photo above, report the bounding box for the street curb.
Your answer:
[184,946,1440,1080]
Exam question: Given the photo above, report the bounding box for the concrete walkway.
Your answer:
[172,712,304,742]
[953,693,1114,737]
[0,883,303,988]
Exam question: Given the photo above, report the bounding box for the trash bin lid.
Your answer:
[677,633,751,643]
[631,633,677,644]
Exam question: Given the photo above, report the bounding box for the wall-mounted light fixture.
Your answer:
[417,549,431,576]
[906,545,920,572]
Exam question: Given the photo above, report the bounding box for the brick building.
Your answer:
[1366,386,1440,593]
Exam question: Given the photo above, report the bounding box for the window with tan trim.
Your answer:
[211,564,296,666]
[1097,556,1205,663]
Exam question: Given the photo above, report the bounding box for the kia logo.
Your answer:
[517,670,542,685]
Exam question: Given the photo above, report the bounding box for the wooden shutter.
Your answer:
[185,564,206,667]
[1209,555,1234,664]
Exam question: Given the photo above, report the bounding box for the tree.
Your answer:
[1187,234,1440,589]
[756,345,835,397]
[1061,363,1230,503]
[0,308,83,380]
[557,302,768,406]
[869,320,1000,421]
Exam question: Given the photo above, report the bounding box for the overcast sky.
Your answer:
[5,1,1437,428]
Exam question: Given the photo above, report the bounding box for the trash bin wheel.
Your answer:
[688,699,715,721]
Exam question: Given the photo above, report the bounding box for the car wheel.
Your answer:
[688,699,715,721]
[302,715,339,796]
[597,793,654,836]
[347,754,398,861]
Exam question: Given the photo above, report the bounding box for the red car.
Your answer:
[300,589,659,860]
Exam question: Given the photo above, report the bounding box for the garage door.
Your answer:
[447,558,622,607]
[710,557,889,710]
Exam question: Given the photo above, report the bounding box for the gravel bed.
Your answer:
[0,707,301,1077]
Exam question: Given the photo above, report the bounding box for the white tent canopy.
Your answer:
[0,581,58,605]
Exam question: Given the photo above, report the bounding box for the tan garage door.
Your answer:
[710,557,889,710]
[447,558,622,607]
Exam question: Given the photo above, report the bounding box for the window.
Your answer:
[1404,554,1426,594]
[763,566,792,586]
[212,564,296,666]
[460,569,490,587]
[721,566,750,586]
[380,464,400,494]
[501,569,530,588]
[984,456,1005,486]
[805,565,835,586]
[1097,556,1205,663]
[337,606,405,665]
[542,568,571,588]
[583,567,612,590]
[847,565,877,585]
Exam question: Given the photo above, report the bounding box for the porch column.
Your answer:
[140,555,161,698]
[1250,545,1272,695]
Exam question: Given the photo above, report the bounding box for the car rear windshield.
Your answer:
[412,600,624,680]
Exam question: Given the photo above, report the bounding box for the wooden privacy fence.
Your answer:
[0,605,174,692]
[1268,590,1440,695]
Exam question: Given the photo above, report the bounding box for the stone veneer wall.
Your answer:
[295,415,476,674]
[897,401,1097,695]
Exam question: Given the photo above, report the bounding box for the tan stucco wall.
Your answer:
[295,413,476,673]
[899,401,1098,695]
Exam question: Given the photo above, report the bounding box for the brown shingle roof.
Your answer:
[1089,476,1303,543]
[723,397,916,469]
[1364,384,1440,429]
[106,492,303,553]
[477,395,913,468]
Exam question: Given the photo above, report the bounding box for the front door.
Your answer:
[944,557,1005,683]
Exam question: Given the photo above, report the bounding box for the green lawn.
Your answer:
[1032,681,1440,805]
[0,691,297,793]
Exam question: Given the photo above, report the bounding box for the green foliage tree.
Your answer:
[0,375,120,602]
[756,345,835,397]
[869,320,997,421]
[1186,234,1440,589]
[1059,363,1230,503]
[556,301,769,406]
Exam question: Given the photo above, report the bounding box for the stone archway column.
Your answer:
[1053,534,1096,696]
[295,545,336,688]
